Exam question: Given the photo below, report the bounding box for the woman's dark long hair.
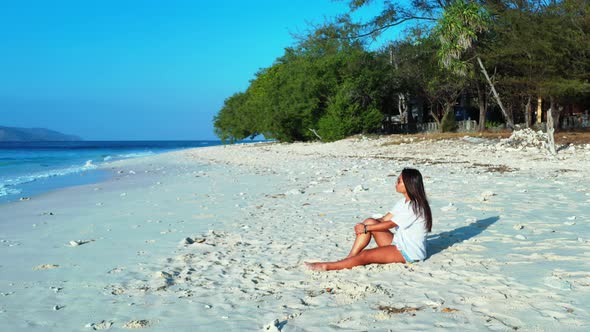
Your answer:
[401,168,433,232]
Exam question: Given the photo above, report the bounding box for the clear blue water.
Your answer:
[0,141,226,203]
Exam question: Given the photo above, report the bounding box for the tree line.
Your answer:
[214,0,589,143]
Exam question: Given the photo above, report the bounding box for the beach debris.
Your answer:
[564,221,576,226]
[515,235,527,240]
[265,193,286,199]
[50,286,63,293]
[157,271,173,279]
[86,320,114,330]
[69,239,95,247]
[567,216,576,220]
[123,319,151,329]
[353,184,368,193]
[182,237,194,245]
[497,128,547,149]
[107,267,124,274]
[285,188,304,195]
[109,287,125,295]
[441,307,460,313]
[53,305,65,311]
[180,237,206,245]
[474,163,515,173]
[262,319,281,332]
[33,264,59,270]
[378,305,422,315]
[19,197,30,201]
[1,239,21,249]
[440,203,457,212]
[513,224,525,230]
[479,191,496,201]
[40,212,54,216]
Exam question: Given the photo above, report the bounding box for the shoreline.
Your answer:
[0,140,247,205]
[1,136,589,331]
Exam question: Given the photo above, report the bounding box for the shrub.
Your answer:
[441,110,458,132]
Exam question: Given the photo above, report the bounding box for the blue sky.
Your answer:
[0,1,405,140]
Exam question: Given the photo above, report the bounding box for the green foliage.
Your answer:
[434,1,491,76]
[440,108,457,132]
[484,0,590,105]
[214,0,590,142]
[485,120,502,129]
[213,92,259,143]
[316,83,384,141]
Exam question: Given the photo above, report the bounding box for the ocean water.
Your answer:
[0,141,225,204]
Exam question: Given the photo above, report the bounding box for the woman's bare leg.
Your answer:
[347,218,394,257]
[307,245,405,271]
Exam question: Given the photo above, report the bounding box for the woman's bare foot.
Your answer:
[304,262,327,271]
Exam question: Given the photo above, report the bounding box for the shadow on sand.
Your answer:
[427,216,500,258]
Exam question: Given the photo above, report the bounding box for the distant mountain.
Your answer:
[0,126,82,142]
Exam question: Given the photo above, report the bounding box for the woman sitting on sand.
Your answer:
[305,168,432,271]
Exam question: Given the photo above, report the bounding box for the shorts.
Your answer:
[393,240,416,263]
[399,249,415,263]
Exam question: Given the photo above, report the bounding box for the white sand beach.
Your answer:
[1,132,589,331]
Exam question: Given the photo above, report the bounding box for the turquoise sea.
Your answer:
[0,141,225,204]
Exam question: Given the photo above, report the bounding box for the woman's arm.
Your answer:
[354,213,399,235]
[365,220,397,233]
[378,212,393,222]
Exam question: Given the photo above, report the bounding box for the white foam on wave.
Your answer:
[117,151,155,159]
[84,160,97,168]
[102,151,153,162]
[0,160,98,197]
[0,184,21,197]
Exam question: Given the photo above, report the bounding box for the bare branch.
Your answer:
[345,16,437,39]
[308,128,322,141]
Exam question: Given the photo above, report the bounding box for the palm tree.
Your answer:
[434,0,514,129]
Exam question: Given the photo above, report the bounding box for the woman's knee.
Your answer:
[354,250,369,264]
[363,218,379,225]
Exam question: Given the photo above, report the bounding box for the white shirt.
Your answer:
[390,198,428,261]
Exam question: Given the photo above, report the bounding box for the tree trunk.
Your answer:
[536,97,543,123]
[476,80,487,131]
[525,95,532,128]
[555,104,564,132]
[547,97,557,155]
[440,103,456,133]
[398,93,408,124]
[430,103,441,127]
[406,98,416,134]
[476,57,514,129]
